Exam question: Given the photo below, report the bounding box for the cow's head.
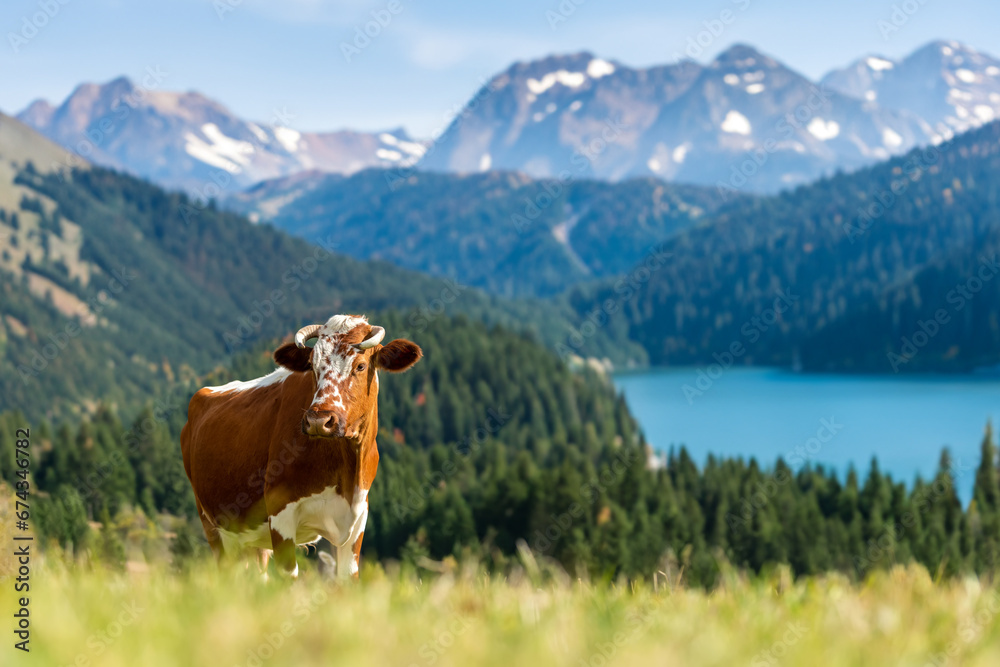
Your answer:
[273,315,421,440]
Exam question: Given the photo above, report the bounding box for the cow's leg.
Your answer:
[332,531,364,580]
[265,484,299,577]
[335,542,355,580]
[195,500,224,561]
[256,548,272,573]
[349,531,364,580]
[268,519,298,578]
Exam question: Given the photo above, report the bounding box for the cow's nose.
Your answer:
[302,409,342,437]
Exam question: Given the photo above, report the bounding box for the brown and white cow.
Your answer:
[181,315,421,579]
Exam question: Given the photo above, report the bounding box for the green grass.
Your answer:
[2,556,1000,667]
[3,488,1000,666]
[3,486,1000,667]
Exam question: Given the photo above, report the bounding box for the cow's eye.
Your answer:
[355,363,366,373]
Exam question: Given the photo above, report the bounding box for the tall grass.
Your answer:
[1,555,999,667]
[3,490,1000,666]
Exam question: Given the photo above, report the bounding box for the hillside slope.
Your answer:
[563,121,1000,370]
[227,168,727,298]
[799,222,1000,373]
[0,118,629,421]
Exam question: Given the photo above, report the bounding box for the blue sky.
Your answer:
[2,0,997,137]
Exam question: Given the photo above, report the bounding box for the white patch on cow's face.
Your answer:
[309,315,368,406]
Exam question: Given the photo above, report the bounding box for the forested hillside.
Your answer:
[800,220,1000,372]
[1,146,640,421]
[228,168,727,297]
[565,121,1000,371]
[5,315,1000,586]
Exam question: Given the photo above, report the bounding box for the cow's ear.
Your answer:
[375,339,422,373]
[274,342,312,372]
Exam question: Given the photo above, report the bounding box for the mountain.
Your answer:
[20,41,999,196]
[16,76,426,192]
[822,41,1000,142]
[562,120,1000,371]
[0,114,630,421]
[227,168,731,298]
[417,44,935,192]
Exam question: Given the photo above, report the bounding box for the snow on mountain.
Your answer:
[418,44,933,192]
[19,40,999,196]
[821,40,1000,143]
[16,77,425,193]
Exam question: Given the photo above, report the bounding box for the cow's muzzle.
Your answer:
[302,409,357,439]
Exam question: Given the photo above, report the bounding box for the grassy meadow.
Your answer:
[4,482,1000,667]
[3,548,1000,667]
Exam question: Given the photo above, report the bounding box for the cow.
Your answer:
[181,314,422,579]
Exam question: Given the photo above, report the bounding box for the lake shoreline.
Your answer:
[612,366,1000,504]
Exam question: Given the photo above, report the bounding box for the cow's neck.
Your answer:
[355,403,379,491]
[315,406,379,500]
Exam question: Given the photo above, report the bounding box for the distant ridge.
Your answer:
[16,77,426,192]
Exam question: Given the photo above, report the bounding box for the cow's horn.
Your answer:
[294,324,323,348]
[355,326,385,350]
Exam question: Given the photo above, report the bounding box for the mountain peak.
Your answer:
[911,39,979,59]
[15,76,429,191]
[520,51,596,69]
[18,99,54,128]
[711,43,779,69]
[502,51,610,81]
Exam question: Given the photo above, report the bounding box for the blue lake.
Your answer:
[613,367,1000,504]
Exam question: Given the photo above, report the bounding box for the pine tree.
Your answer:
[972,423,1000,573]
